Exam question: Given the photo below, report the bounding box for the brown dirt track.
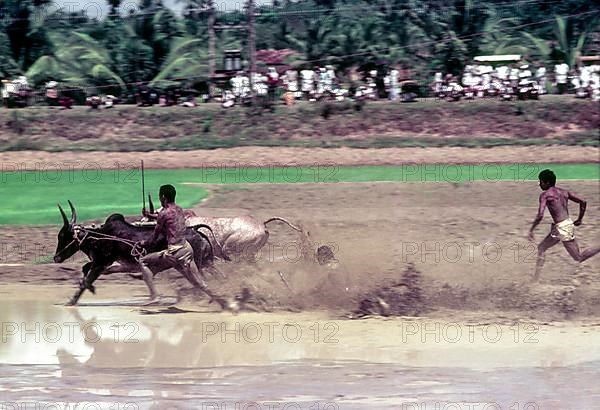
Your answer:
[2,178,599,321]
[0,145,598,169]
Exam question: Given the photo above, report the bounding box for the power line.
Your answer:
[0,0,577,36]
[254,0,568,18]
[0,0,579,25]
[0,0,587,39]
[2,6,207,24]
[298,9,600,65]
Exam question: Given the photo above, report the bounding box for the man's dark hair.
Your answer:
[159,184,176,202]
[538,169,556,186]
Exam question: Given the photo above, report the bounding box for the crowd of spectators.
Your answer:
[433,62,600,101]
[2,60,599,109]
[220,65,419,107]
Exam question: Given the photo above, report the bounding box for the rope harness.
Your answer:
[56,225,148,260]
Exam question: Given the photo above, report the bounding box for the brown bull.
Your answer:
[186,214,308,262]
[146,196,311,263]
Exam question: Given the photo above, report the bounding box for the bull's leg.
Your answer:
[86,262,148,281]
[81,262,96,294]
[103,262,128,275]
[82,262,93,276]
[66,263,107,306]
[194,251,220,280]
[192,256,208,281]
[223,233,266,264]
[83,264,107,295]
[66,285,86,307]
[238,243,261,264]
[79,262,96,296]
[103,262,140,275]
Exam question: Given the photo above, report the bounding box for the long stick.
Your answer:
[141,160,146,210]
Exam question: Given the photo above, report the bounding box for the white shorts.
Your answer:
[550,218,575,242]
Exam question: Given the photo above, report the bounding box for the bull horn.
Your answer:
[67,200,77,224]
[58,203,69,227]
[148,194,155,213]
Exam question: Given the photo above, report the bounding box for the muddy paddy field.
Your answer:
[2,178,600,408]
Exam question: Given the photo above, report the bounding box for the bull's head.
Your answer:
[54,200,79,263]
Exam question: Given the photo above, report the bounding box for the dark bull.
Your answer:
[54,201,215,306]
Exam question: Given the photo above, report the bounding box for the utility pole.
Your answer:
[247,0,256,100]
[208,0,216,98]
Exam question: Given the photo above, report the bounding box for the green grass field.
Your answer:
[2,163,598,225]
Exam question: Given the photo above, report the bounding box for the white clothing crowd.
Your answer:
[434,62,600,101]
[222,66,411,106]
[223,65,349,106]
[3,61,599,109]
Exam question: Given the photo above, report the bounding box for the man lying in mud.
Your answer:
[528,169,600,280]
[140,184,237,311]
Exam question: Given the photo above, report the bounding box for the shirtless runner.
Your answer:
[528,169,600,280]
[139,184,237,311]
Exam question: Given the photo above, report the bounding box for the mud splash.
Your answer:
[351,263,425,318]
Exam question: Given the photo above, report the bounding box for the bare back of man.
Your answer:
[139,185,237,311]
[529,170,600,281]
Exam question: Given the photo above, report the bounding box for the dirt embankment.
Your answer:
[0,96,597,152]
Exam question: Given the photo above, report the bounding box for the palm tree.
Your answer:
[1,0,53,71]
[285,18,337,64]
[26,31,126,94]
[0,31,20,78]
[113,20,155,85]
[523,15,598,66]
[149,37,209,87]
[478,15,529,56]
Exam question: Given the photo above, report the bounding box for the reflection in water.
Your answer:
[1,361,600,408]
[3,301,600,368]
[2,300,600,408]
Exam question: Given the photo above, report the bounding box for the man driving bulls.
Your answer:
[140,184,236,310]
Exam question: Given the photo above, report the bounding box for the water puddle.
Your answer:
[1,285,600,408]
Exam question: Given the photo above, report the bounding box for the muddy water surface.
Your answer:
[1,285,600,409]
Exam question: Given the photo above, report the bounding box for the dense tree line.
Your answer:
[0,0,598,93]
